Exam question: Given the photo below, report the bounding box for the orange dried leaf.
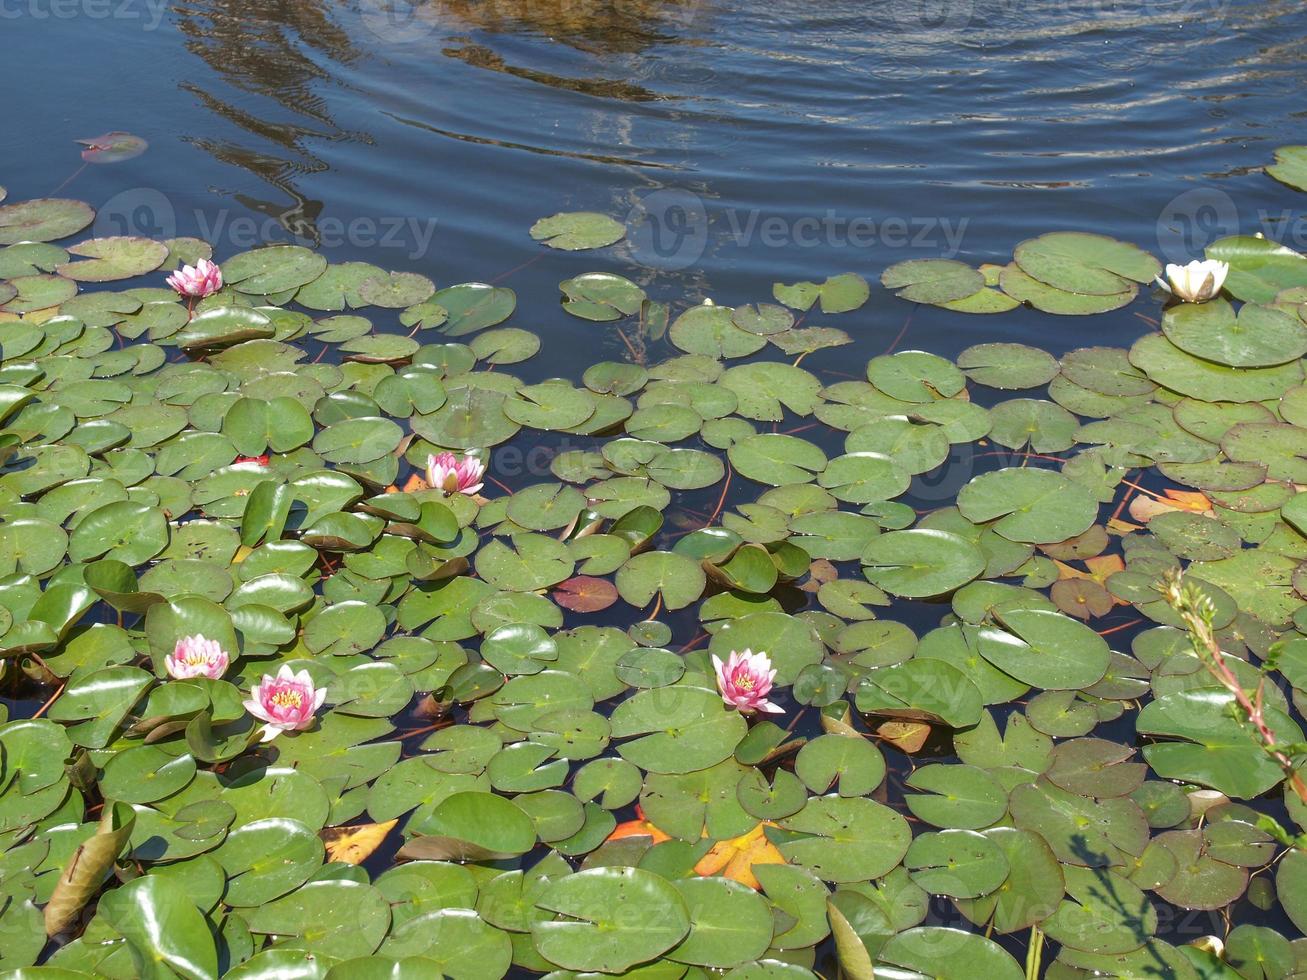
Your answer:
[1083,554,1125,581]
[876,720,931,753]
[1054,559,1091,582]
[605,819,671,845]
[1163,488,1213,511]
[321,819,397,865]
[694,824,785,890]
[1128,494,1180,523]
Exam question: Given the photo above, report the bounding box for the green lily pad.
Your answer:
[957,468,1099,544]
[432,283,516,337]
[1014,231,1159,293]
[1206,235,1307,303]
[903,829,1010,899]
[530,212,626,251]
[882,259,984,304]
[999,263,1135,315]
[1162,297,1307,367]
[610,686,747,774]
[0,198,95,245]
[861,529,985,598]
[223,245,328,296]
[1137,690,1304,798]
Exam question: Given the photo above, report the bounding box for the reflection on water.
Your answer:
[399,0,712,52]
[172,0,374,242]
[6,0,1307,359]
[440,42,667,103]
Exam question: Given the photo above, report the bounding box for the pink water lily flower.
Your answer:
[164,634,229,680]
[166,258,223,299]
[244,665,326,742]
[713,649,782,714]
[426,451,485,495]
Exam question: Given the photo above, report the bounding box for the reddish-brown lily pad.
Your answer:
[554,576,620,612]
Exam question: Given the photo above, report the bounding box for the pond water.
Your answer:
[7,1,1307,977]
[7,0,1307,367]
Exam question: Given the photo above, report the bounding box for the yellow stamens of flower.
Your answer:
[271,689,303,708]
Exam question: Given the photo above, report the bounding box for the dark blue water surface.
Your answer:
[5,0,1307,368]
[7,1,1307,966]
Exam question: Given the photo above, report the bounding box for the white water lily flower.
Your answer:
[1160,259,1229,304]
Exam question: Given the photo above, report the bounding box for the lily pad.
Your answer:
[530,212,626,251]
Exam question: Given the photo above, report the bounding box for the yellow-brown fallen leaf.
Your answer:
[605,818,671,845]
[1107,517,1141,535]
[1162,488,1213,511]
[876,720,931,753]
[1054,554,1129,607]
[693,823,786,890]
[321,819,397,865]
[1128,488,1213,523]
[1084,554,1125,581]
[1054,554,1123,584]
[604,813,785,890]
[1054,559,1087,581]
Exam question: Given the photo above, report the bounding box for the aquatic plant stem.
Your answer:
[1110,471,1139,522]
[883,307,916,355]
[1025,924,1044,980]
[490,251,545,284]
[49,162,88,196]
[1096,618,1143,637]
[616,326,642,362]
[702,462,732,528]
[1162,570,1307,807]
[32,683,65,719]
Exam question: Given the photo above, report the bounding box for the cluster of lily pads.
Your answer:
[4,148,1307,979]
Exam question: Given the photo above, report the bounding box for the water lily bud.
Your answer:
[1161,259,1229,303]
